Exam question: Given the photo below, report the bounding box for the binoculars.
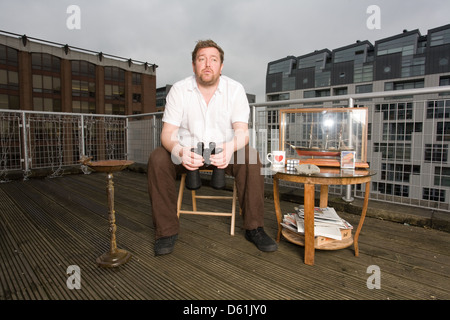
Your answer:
[185,142,226,190]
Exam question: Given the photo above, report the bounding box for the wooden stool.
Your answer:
[177,171,238,235]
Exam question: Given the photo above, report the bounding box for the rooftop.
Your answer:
[1,170,449,302]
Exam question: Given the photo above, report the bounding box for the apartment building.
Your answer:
[266,24,450,208]
[0,30,157,115]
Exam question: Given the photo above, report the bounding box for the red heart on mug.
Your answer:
[275,155,284,162]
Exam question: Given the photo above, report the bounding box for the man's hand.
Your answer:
[180,146,204,171]
[209,142,234,169]
[209,122,249,169]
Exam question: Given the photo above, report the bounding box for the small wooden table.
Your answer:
[272,167,376,266]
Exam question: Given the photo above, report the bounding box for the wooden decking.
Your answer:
[0,170,449,300]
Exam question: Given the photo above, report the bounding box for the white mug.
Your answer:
[267,151,286,167]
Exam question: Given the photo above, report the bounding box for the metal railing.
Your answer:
[2,85,450,213]
[0,110,162,180]
[250,86,450,212]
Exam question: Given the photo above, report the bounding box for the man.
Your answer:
[147,40,277,255]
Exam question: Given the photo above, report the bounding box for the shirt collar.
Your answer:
[189,75,223,94]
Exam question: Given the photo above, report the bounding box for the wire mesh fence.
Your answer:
[2,86,450,212]
[0,110,162,181]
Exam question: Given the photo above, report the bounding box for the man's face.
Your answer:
[192,47,223,87]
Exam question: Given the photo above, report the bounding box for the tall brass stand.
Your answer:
[86,160,133,268]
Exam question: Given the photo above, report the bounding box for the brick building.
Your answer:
[0,30,157,115]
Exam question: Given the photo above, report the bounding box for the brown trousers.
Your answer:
[147,144,265,239]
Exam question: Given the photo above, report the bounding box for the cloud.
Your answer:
[0,0,449,102]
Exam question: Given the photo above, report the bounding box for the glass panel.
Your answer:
[53,77,61,94]
[9,95,19,109]
[8,71,18,85]
[31,53,41,69]
[0,94,8,108]
[33,97,43,111]
[32,74,42,92]
[43,98,53,111]
[280,108,368,164]
[43,76,52,90]
[0,69,7,85]
[42,54,52,71]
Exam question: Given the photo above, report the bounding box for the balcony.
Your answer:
[1,170,449,301]
[1,87,450,302]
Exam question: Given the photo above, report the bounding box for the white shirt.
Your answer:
[162,75,250,147]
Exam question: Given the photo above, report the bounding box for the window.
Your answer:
[268,93,290,101]
[424,144,448,163]
[105,103,125,115]
[104,84,125,101]
[373,142,411,161]
[132,93,141,103]
[72,60,95,78]
[436,122,450,141]
[268,60,293,75]
[427,100,450,119]
[384,79,424,91]
[31,53,60,72]
[382,122,419,141]
[381,163,420,182]
[304,90,315,99]
[401,57,425,77]
[435,167,450,187]
[71,60,96,113]
[0,45,20,110]
[440,76,450,86]
[0,44,18,66]
[333,87,347,96]
[104,67,125,115]
[104,66,125,82]
[315,71,330,88]
[31,53,61,112]
[32,97,61,112]
[377,34,417,56]
[423,188,445,202]
[72,100,95,113]
[374,182,409,197]
[32,75,61,94]
[0,93,19,109]
[354,65,373,83]
[72,79,95,98]
[430,28,450,47]
[132,72,141,85]
[375,102,413,120]
[0,70,19,90]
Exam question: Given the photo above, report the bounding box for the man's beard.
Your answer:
[196,70,220,87]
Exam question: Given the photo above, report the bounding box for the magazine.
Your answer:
[282,206,352,241]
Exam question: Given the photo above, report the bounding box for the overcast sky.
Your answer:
[1,0,449,102]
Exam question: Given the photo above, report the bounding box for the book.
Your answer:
[340,151,356,168]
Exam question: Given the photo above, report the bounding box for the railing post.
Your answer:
[342,97,355,203]
[251,106,256,148]
[80,115,85,157]
[125,117,129,160]
[152,116,157,151]
[21,112,30,174]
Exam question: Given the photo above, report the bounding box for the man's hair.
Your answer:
[192,40,224,64]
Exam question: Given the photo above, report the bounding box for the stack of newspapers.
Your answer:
[281,206,353,241]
